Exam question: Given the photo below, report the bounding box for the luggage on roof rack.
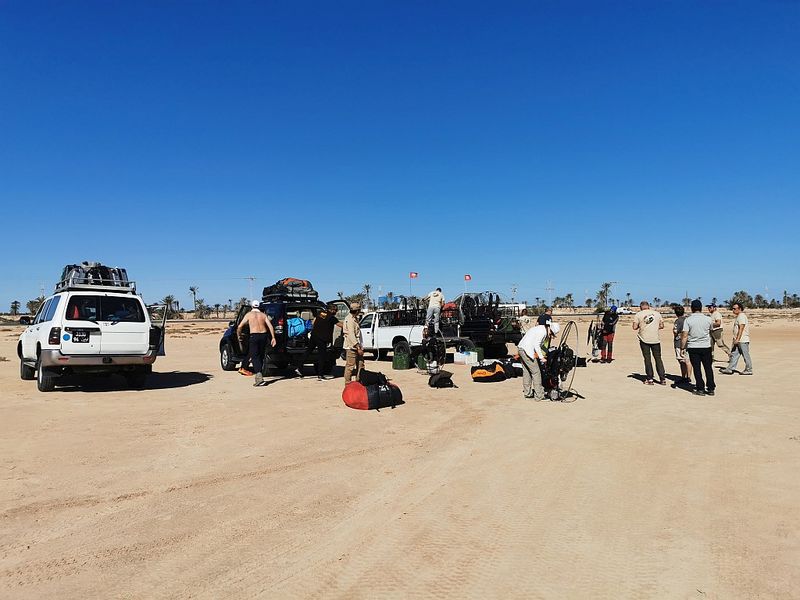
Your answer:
[262,277,318,300]
[56,261,135,293]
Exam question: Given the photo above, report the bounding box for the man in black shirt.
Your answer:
[304,304,343,380]
[600,305,619,363]
[537,306,553,327]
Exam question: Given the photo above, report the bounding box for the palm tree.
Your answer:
[596,282,612,309]
[237,297,248,310]
[26,296,45,315]
[10,300,21,315]
[565,293,574,310]
[362,284,372,310]
[585,298,593,308]
[214,303,221,318]
[189,286,199,312]
[626,292,631,307]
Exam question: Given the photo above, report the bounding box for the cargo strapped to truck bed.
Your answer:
[55,262,136,293]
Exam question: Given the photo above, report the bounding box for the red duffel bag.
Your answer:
[342,381,403,410]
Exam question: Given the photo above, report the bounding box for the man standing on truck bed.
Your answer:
[343,302,364,385]
[237,300,277,386]
[305,303,343,381]
[426,287,445,334]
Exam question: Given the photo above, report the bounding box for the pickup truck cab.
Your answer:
[359,308,426,358]
[17,277,164,392]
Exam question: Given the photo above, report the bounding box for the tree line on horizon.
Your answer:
[7,285,800,318]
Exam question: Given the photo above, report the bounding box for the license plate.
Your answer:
[73,330,90,343]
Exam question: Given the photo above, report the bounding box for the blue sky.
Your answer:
[1,1,798,310]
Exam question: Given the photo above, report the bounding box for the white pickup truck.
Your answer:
[359,308,426,358]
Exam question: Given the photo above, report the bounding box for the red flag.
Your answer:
[464,274,472,281]
[409,272,418,279]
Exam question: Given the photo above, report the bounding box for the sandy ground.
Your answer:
[1,315,799,599]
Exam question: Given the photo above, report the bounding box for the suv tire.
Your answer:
[36,361,56,392]
[125,370,148,389]
[20,359,36,381]
[220,342,237,371]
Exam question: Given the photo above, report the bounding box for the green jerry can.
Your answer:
[416,354,427,370]
[393,351,411,370]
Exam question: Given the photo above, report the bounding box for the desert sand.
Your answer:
[1,314,799,598]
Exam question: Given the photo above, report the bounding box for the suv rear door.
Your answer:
[98,295,149,354]
[62,294,102,354]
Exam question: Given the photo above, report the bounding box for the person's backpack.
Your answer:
[470,362,507,383]
[287,317,306,337]
[342,381,403,410]
[428,370,455,388]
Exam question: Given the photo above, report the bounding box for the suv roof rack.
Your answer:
[261,289,319,301]
[54,275,137,294]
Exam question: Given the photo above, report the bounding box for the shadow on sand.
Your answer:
[55,371,212,393]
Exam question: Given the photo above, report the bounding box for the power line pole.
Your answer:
[511,284,517,304]
[247,275,256,299]
[545,280,554,306]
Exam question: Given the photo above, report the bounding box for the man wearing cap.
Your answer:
[517,321,560,401]
[680,299,716,395]
[600,305,619,363]
[343,302,365,384]
[632,301,666,385]
[707,303,731,361]
[237,300,277,386]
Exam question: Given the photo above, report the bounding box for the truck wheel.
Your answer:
[20,359,36,380]
[36,361,56,392]
[125,370,148,389]
[393,340,411,357]
[220,342,237,371]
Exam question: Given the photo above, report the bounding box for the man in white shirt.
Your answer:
[517,322,560,401]
[425,288,445,334]
[632,301,666,385]
[721,302,753,375]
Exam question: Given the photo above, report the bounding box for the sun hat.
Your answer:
[251,300,260,308]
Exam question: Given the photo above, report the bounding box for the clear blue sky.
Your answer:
[1,1,798,310]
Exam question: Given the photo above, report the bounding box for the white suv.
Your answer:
[17,286,162,392]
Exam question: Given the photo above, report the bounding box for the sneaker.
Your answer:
[644,379,654,386]
[706,390,716,396]
[600,359,607,364]
[323,374,335,380]
[693,389,706,396]
[657,379,667,386]
[720,369,734,375]
[253,373,264,386]
[606,358,613,363]
[239,368,254,377]
[741,371,753,375]
[317,375,323,381]
[294,367,304,379]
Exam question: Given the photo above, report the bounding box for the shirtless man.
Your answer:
[237,300,277,386]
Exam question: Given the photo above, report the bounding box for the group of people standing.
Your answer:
[631,299,753,396]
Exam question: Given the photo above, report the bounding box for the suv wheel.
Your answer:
[125,369,148,389]
[220,342,237,371]
[20,359,36,381]
[36,361,56,392]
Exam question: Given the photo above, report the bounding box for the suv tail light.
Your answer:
[49,327,62,345]
[275,318,284,335]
